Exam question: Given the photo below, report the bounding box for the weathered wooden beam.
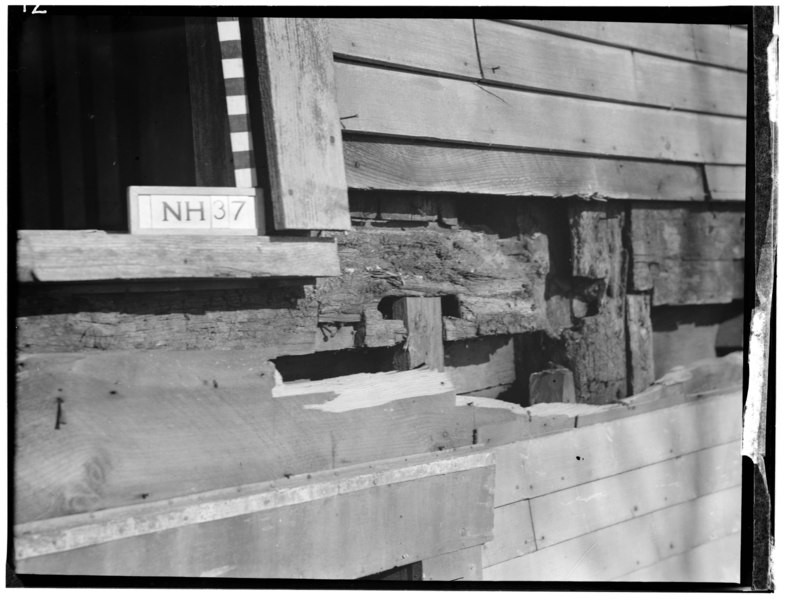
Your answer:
[17,230,341,281]
[445,336,515,396]
[630,205,745,305]
[392,297,444,370]
[15,351,469,523]
[15,448,495,578]
[344,139,708,200]
[247,18,350,231]
[568,200,624,296]
[335,62,746,164]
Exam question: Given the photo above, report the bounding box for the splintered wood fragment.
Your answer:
[626,294,655,394]
[529,368,576,404]
[248,18,350,230]
[392,297,445,371]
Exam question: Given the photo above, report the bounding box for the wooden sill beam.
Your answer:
[17,230,341,282]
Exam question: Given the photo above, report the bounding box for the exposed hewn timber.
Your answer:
[15,352,469,523]
[630,204,745,305]
[335,62,746,164]
[246,18,350,230]
[475,20,746,116]
[392,297,444,370]
[16,448,495,578]
[316,226,549,336]
[344,139,708,199]
[505,21,747,71]
[444,336,516,396]
[568,200,625,296]
[17,230,341,282]
[626,294,656,394]
[329,18,481,79]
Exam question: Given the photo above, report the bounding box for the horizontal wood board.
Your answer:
[505,21,747,71]
[335,62,746,164]
[329,18,481,79]
[17,230,341,281]
[344,139,710,200]
[475,20,746,116]
[483,485,741,581]
[16,450,495,577]
[491,387,740,506]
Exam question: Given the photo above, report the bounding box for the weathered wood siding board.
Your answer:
[422,545,484,581]
[335,62,745,164]
[444,336,516,395]
[705,165,747,200]
[505,21,747,71]
[344,139,708,200]
[475,20,747,117]
[329,18,481,80]
[490,387,740,505]
[15,352,473,522]
[248,18,350,231]
[483,485,741,581]
[529,440,741,549]
[16,450,495,578]
[18,230,341,281]
[630,205,745,305]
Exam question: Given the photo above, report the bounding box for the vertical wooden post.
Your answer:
[626,294,656,394]
[185,17,235,187]
[392,297,444,371]
[246,18,350,231]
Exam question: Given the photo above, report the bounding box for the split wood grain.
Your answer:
[482,485,741,581]
[505,21,747,71]
[17,230,341,281]
[247,18,350,230]
[344,139,708,200]
[14,352,468,522]
[476,20,747,116]
[392,297,444,371]
[15,449,495,577]
[329,18,481,80]
[335,62,746,164]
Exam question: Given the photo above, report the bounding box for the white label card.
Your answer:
[128,186,264,235]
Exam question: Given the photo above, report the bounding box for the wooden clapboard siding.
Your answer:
[529,441,740,549]
[506,21,747,71]
[475,20,746,117]
[15,351,472,522]
[481,500,537,567]
[329,18,481,79]
[483,485,740,581]
[632,51,747,117]
[17,230,341,281]
[614,533,741,582]
[247,18,350,231]
[706,165,747,200]
[334,62,746,164]
[15,449,495,578]
[344,139,707,199]
[491,387,740,506]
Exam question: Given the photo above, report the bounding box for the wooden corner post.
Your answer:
[245,18,351,231]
